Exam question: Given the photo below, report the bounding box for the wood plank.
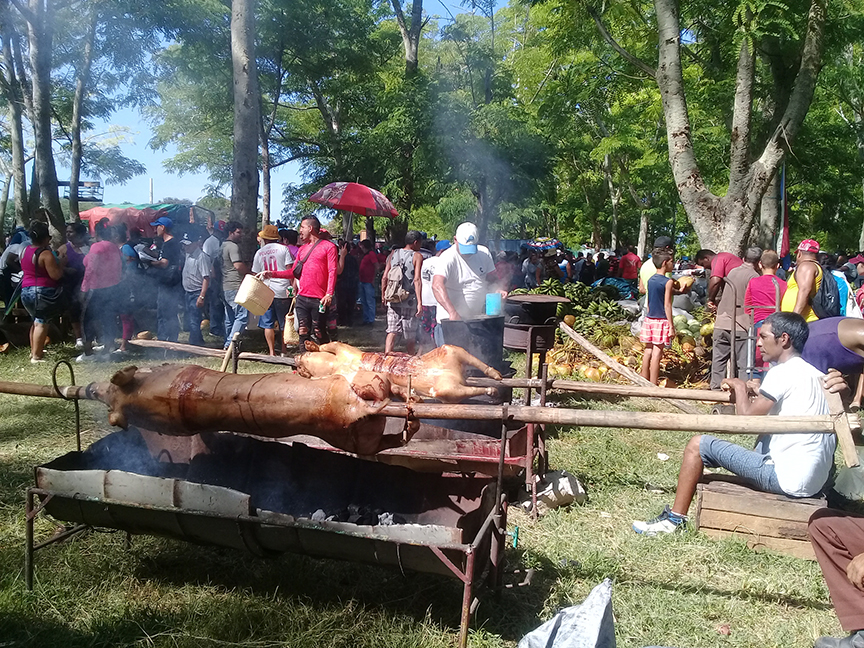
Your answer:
[697,509,811,541]
[559,322,701,415]
[826,388,860,468]
[698,476,827,503]
[700,528,816,560]
[700,491,824,523]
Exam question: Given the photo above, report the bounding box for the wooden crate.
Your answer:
[694,475,827,560]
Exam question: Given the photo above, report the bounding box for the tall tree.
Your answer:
[10,0,65,239]
[230,0,261,255]
[0,2,29,226]
[589,0,827,252]
[390,0,425,75]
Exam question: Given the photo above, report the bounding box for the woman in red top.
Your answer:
[77,220,123,360]
[20,220,66,363]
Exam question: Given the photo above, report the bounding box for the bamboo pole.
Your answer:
[559,321,702,415]
[380,403,839,435]
[465,376,732,403]
[0,380,88,400]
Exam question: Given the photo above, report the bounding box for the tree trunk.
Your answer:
[604,154,620,250]
[757,170,780,250]
[0,14,29,227]
[342,211,354,241]
[390,0,423,76]
[27,163,39,217]
[637,210,649,258]
[259,124,271,225]
[859,178,864,253]
[229,0,261,260]
[24,0,65,238]
[0,172,11,231]
[68,7,97,221]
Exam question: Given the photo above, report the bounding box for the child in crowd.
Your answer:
[640,249,675,385]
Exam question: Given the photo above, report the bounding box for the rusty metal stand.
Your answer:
[52,361,82,451]
[25,488,88,590]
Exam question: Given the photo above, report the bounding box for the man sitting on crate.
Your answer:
[633,312,845,536]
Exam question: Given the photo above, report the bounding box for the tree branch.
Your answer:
[728,39,755,191]
[587,6,656,78]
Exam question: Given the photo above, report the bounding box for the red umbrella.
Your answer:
[308,182,398,218]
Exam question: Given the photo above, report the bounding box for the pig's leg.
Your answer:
[435,345,503,380]
[429,376,500,403]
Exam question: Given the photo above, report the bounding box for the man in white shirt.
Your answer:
[633,311,841,535]
[418,240,450,350]
[202,220,226,339]
[432,222,506,346]
[181,229,210,346]
[251,224,295,356]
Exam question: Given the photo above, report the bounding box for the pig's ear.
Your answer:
[304,340,320,352]
[110,366,138,388]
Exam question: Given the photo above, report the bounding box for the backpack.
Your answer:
[383,248,415,303]
[800,260,841,319]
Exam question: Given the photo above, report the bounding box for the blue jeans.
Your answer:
[698,435,783,495]
[223,289,248,348]
[156,283,183,342]
[185,291,205,346]
[359,282,375,323]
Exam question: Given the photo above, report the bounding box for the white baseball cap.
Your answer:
[455,222,478,255]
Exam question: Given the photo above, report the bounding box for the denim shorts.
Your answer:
[699,434,783,495]
[20,285,64,324]
[258,297,292,329]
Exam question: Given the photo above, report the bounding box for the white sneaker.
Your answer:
[632,506,686,536]
[75,353,95,363]
[75,338,84,350]
[30,357,46,364]
[91,344,105,352]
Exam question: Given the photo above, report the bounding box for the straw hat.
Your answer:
[259,224,279,240]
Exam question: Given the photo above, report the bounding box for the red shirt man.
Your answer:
[619,247,640,280]
[359,248,378,284]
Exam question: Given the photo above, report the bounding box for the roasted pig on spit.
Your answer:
[296,341,503,403]
[88,364,414,456]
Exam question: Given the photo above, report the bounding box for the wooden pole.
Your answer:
[378,403,838,435]
[465,376,732,403]
[128,337,296,368]
[0,380,88,400]
[559,321,701,415]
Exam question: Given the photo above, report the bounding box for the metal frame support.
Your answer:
[25,488,88,591]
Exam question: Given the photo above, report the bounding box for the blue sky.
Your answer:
[59,0,506,210]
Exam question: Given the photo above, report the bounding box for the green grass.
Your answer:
[0,333,847,647]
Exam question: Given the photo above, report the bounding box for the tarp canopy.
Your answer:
[79,203,213,238]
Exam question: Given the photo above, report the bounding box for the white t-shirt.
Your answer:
[252,242,294,298]
[420,256,439,307]
[433,244,494,322]
[0,242,25,271]
[202,234,221,266]
[759,355,834,497]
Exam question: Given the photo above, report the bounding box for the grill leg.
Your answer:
[459,550,476,648]
[25,489,34,591]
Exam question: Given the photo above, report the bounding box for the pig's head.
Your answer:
[87,365,142,429]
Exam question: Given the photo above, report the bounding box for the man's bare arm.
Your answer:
[722,378,775,416]
[432,275,459,321]
[793,262,817,315]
